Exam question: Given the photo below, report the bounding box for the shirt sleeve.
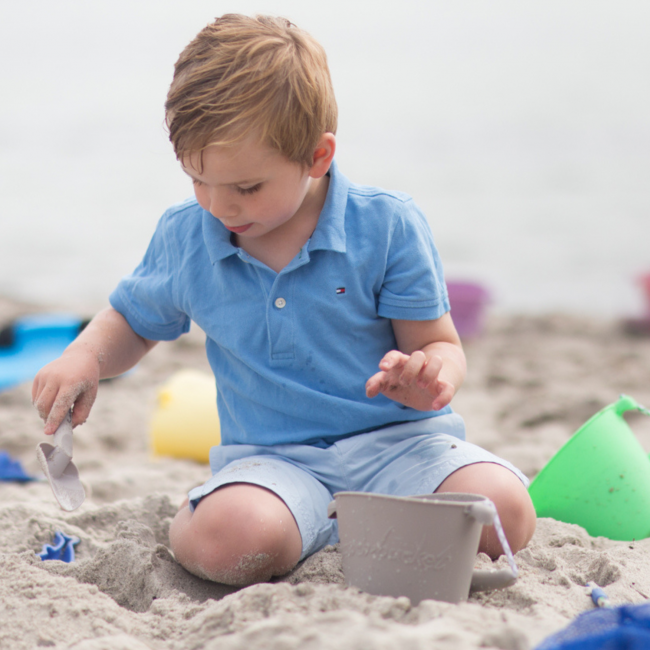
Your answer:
[109,213,191,341]
[377,198,450,321]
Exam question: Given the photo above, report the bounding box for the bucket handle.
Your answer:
[615,394,650,418]
[465,500,518,593]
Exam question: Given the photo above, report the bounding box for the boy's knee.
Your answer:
[485,480,536,557]
[169,484,302,586]
[436,462,536,558]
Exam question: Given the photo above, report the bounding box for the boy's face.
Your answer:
[181,137,316,240]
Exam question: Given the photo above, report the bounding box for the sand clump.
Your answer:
[2,298,650,649]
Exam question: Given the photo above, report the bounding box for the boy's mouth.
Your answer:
[225,224,253,234]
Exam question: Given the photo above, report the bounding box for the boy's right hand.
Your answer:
[32,349,100,435]
[31,307,158,435]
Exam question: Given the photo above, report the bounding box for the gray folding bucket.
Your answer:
[328,492,518,604]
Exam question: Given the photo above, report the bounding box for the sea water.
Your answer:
[1,0,649,317]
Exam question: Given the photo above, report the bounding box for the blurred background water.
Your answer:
[1,0,649,318]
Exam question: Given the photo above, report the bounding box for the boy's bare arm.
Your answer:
[365,312,466,411]
[32,307,158,434]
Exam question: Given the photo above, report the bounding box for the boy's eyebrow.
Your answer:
[180,167,263,186]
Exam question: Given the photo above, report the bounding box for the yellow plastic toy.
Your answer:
[149,369,220,463]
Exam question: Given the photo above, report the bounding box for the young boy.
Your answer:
[32,14,536,586]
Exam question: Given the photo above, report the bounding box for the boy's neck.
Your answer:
[235,174,330,273]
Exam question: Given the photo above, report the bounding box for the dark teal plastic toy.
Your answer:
[0,451,38,481]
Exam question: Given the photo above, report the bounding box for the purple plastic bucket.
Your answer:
[447,281,490,339]
[640,274,650,313]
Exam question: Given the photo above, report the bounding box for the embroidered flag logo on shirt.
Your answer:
[336,287,346,294]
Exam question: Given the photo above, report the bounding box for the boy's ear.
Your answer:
[308,133,336,179]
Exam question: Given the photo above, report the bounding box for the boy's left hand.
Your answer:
[365,349,455,411]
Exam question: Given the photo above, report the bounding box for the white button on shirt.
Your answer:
[274,297,287,309]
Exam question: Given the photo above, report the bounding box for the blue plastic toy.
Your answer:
[0,314,87,392]
[587,582,612,609]
[0,451,38,482]
[37,531,80,562]
[536,603,650,649]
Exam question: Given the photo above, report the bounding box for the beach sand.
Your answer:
[2,295,650,649]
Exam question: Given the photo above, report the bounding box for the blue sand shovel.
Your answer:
[36,412,85,511]
[0,314,87,392]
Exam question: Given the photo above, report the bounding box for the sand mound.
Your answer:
[2,299,650,649]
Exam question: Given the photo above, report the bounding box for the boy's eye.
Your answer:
[192,178,204,187]
[237,184,261,196]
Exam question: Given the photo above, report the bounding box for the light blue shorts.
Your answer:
[187,414,529,561]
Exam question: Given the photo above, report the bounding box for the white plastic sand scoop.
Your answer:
[36,412,85,511]
[328,492,518,604]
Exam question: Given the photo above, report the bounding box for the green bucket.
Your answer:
[528,395,650,541]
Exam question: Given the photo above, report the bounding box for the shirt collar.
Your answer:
[202,158,349,265]
[308,158,348,253]
[202,208,239,265]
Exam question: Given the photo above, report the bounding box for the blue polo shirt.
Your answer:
[110,161,451,446]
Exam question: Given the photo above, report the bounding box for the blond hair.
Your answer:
[165,14,338,166]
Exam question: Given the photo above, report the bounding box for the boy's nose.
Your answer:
[207,188,237,220]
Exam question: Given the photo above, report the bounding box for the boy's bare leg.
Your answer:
[169,483,302,586]
[435,462,536,558]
